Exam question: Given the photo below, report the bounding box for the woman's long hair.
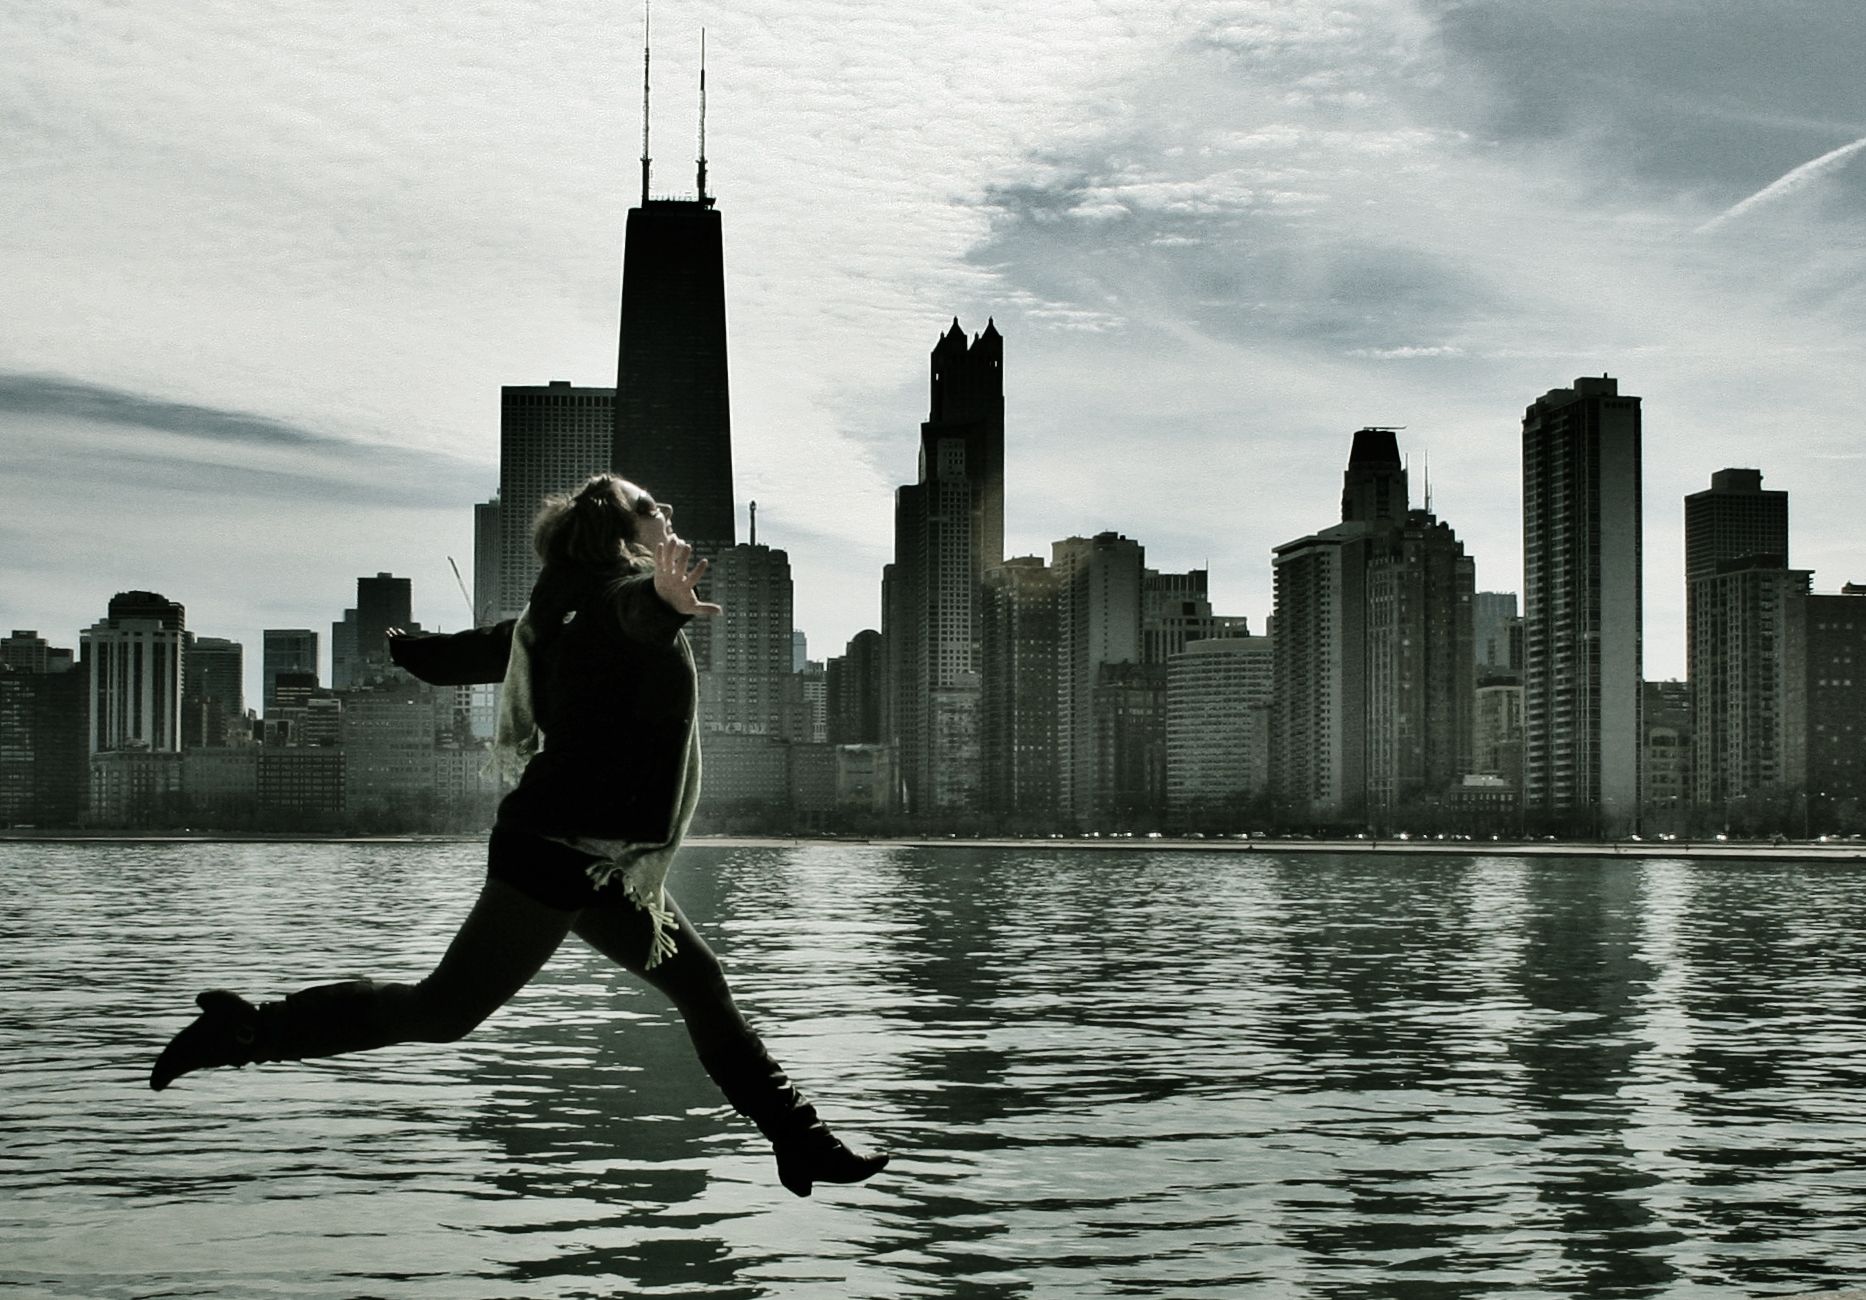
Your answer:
[531,473,654,573]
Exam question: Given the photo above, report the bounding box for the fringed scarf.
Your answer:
[490,596,703,969]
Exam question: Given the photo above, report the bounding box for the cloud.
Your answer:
[0,372,486,506]
[1696,136,1866,233]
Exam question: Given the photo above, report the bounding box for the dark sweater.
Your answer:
[389,561,695,842]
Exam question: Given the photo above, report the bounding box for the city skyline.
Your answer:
[5,3,1865,705]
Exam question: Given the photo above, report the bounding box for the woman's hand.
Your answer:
[653,536,723,617]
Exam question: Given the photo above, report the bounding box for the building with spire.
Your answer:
[1273,429,1474,825]
[885,319,1006,817]
[612,23,735,555]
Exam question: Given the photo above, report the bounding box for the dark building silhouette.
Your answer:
[261,628,318,715]
[498,383,615,622]
[1273,429,1474,825]
[1521,377,1643,833]
[0,633,85,827]
[1685,469,1796,808]
[1805,588,1866,815]
[981,557,1060,820]
[182,635,243,749]
[886,320,1006,817]
[611,48,734,554]
[827,629,884,746]
[1642,679,1694,830]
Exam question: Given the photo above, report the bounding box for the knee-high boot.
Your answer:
[697,1041,889,1198]
[149,981,404,1091]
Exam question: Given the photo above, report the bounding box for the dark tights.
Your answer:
[264,873,760,1067]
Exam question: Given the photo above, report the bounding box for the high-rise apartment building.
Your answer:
[497,382,616,621]
[1642,679,1694,828]
[1364,511,1475,814]
[1472,592,1520,675]
[698,541,804,738]
[1272,522,1375,820]
[1166,635,1274,820]
[1273,428,1477,824]
[1805,588,1866,812]
[1053,532,1143,825]
[981,557,1061,820]
[886,320,1005,817]
[261,629,318,714]
[0,632,84,826]
[1520,377,1643,832]
[1685,468,1795,808]
[182,635,243,749]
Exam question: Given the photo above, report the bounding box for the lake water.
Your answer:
[4,841,1866,1298]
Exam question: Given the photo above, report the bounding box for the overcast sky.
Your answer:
[5,0,1863,704]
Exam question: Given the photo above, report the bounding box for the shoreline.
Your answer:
[2,830,1861,863]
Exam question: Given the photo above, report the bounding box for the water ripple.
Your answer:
[5,843,1866,1296]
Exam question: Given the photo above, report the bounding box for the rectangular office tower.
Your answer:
[1520,377,1643,833]
[497,383,616,620]
[885,320,1006,818]
[612,197,735,553]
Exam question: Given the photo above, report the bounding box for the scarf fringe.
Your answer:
[586,857,681,968]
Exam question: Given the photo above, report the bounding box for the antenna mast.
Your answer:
[639,0,652,204]
[696,28,708,201]
[749,499,757,546]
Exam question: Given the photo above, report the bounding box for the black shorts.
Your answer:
[486,828,617,912]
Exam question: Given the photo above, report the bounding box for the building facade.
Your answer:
[1520,377,1644,832]
[1166,635,1274,821]
[981,557,1060,821]
[885,321,1005,818]
[496,383,616,621]
[85,592,187,755]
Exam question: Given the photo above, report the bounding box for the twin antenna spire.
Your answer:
[639,2,710,206]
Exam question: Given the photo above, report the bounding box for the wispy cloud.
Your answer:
[1696,135,1866,233]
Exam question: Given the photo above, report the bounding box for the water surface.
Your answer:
[4,842,1865,1297]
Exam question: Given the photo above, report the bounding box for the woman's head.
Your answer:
[531,473,672,570]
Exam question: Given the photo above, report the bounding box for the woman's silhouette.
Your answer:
[151,473,888,1198]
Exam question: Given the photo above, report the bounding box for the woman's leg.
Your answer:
[571,893,887,1197]
[151,877,577,1089]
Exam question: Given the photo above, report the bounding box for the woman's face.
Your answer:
[624,485,674,551]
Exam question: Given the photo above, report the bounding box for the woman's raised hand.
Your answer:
[653,536,724,617]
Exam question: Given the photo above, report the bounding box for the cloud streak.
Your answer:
[1696,135,1866,233]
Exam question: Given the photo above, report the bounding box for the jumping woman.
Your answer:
[150,473,889,1198]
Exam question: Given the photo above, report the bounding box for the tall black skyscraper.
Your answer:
[612,31,734,551]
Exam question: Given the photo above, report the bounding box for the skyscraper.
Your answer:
[1275,428,1475,824]
[497,382,615,620]
[473,497,502,626]
[182,635,243,749]
[1166,635,1274,821]
[1053,531,1143,825]
[262,629,319,714]
[1685,468,1795,808]
[85,592,187,754]
[981,557,1061,820]
[886,320,1006,817]
[611,40,734,552]
[1520,376,1643,832]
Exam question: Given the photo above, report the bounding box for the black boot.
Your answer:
[701,1046,889,1197]
[150,980,398,1091]
[150,990,261,1090]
